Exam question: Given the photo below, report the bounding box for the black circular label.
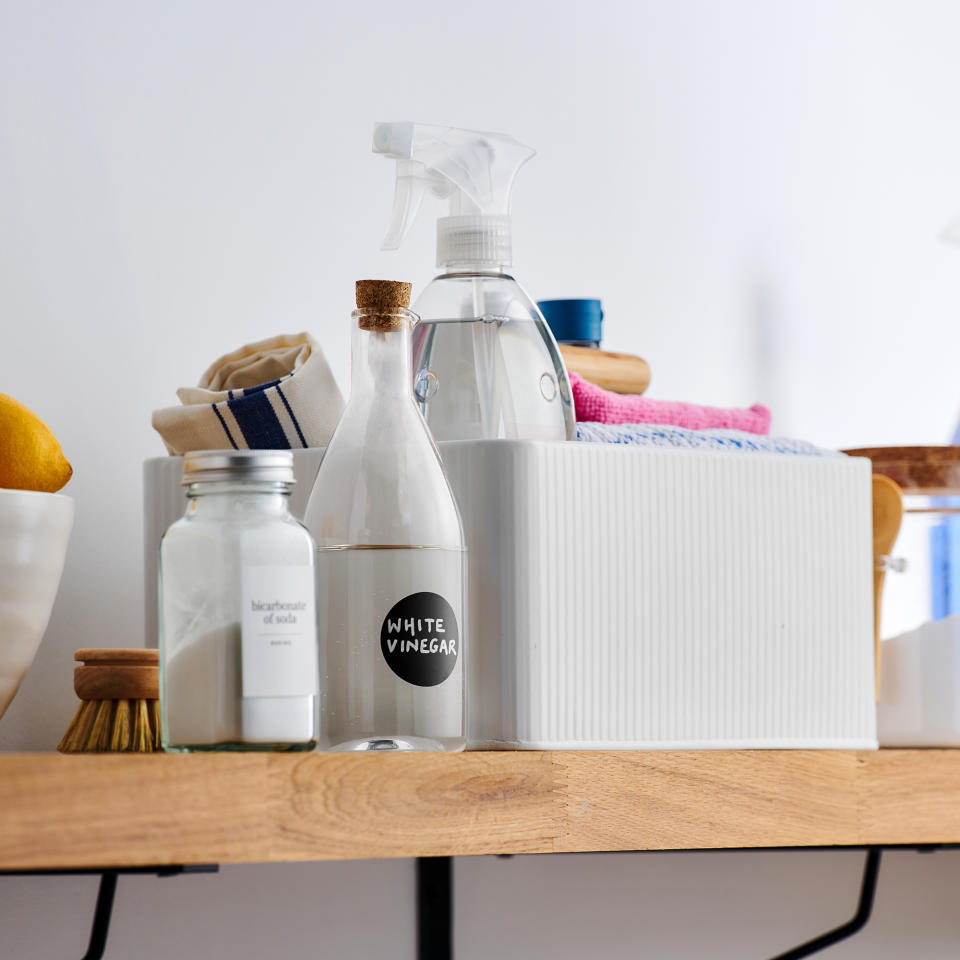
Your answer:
[380,592,459,687]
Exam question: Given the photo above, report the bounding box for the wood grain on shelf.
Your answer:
[859,750,960,845]
[554,751,860,852]
[1,750,958,870]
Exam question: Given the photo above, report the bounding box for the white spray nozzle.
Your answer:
[373,121,535,267]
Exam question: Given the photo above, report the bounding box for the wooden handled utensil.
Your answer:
[872,475,904,700]
[558,344,651,395]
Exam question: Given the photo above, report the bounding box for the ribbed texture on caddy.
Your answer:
[442,442,876,749]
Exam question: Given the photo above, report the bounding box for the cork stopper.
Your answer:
[356,279,413,331]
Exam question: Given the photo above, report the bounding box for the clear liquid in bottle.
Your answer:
[411,272,575,442]
[318,546,463,751]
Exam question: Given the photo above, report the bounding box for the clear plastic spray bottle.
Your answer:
[373,122,575,441]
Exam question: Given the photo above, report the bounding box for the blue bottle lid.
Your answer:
[537,299,603,345]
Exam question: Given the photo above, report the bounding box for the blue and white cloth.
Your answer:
[152,333,344,454]
[576,421,842,457]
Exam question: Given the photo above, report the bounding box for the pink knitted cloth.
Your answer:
[569,371,771,435]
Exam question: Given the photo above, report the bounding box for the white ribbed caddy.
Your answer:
[143,441,877,751]
[442,441,876,750]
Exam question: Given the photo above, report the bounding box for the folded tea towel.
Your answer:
[569,371,770,434]
[576,421,842,457]
[152,333,344,454]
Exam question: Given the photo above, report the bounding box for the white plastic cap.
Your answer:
[437,215,512,268]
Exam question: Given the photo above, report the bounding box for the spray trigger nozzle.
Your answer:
[373,121,534,267]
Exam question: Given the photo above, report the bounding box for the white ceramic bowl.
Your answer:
[0,489,74,721]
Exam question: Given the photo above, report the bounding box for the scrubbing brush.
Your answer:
[58,649,161,753]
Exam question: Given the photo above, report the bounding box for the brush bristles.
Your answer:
[150,700,161,750]
[110,698,131,751]
[131,699,152,752]
[58,698,161,753]
[57,700,98,752]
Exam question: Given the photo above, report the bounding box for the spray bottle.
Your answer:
[373,122,575,441]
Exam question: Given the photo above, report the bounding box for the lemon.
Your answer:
[0,394,72,492]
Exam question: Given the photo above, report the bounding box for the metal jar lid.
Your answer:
[843,446,960,495]
[181,450,295,485]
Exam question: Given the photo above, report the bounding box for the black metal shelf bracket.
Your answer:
[416,847,896,960]
[2,864,218,960]
[768,848,881,960]
[417,857,452,960]
[81,871,117,960]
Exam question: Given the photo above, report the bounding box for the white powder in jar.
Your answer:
[163,622,242,746]
[164,620,317,748]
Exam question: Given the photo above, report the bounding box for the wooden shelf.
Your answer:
[2,750,959,871]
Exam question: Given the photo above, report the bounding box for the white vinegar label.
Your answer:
[241,565,318,699]
[381,592,459,686]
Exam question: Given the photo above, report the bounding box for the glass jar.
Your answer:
[159,450,319,752]
[853,447,960,638]
[850,446,960,744]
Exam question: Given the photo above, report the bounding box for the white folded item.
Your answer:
[576,421,842,457]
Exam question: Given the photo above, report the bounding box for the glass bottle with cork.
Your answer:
[304,280,465,751]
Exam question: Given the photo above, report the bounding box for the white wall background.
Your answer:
[2,1,960,956]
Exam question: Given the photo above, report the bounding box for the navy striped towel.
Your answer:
[152,333,344,454]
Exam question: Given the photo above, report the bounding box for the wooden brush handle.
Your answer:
[559,345,651,395]
[75,648,158,665]
[73,649,158,700]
